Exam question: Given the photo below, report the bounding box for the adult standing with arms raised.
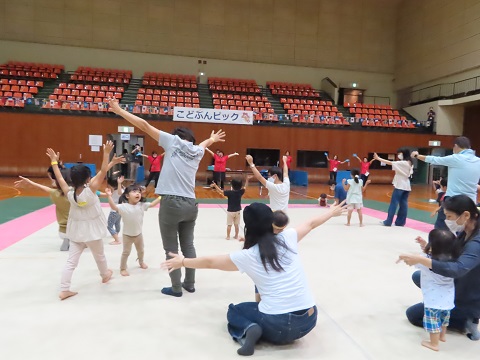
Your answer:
[205,148,239,190]
[374,148,413,226]
[325,153,348,182]
[108,98,226,297]
[411,136,480,230]
[353,153,375,184]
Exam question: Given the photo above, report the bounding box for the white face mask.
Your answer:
[267,177,275,183]
[445,216,466,234]
[397,153,403,160]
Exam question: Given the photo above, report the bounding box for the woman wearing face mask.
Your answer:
[398,195,480,341]
[374,148,413,226]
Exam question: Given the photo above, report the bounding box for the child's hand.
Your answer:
[107,98,122,114]
[282,155,287,164]
[245,155,253,165]
[105,187,112,196]
[373,152,380,160]
[14,176,31,188]
[46,148,59,162]
[103,140,114,154]
[415,236,427,250]
[430,210,437,217]
[117,176,124,184]
[210,129,226,143]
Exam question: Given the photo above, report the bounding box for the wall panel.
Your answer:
[0,113,455,183]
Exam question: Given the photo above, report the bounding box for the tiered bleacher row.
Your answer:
[0,60,422,130]
[210,77,276,121]
[0,61,63,79]
[133,73,199,116]
[268,81,349,126]
[344,102,416,129]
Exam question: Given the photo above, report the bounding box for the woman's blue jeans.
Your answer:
[384,188,410,226]
[227,302,317,345]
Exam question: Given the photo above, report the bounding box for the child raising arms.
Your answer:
[211,176,249,240]
[106,185,161,276]
[106,175,125,245]
[47,141,115,300]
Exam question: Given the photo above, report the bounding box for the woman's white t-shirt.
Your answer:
[391,161,413,191]
[265,177,290,212]
[230,228,315,314]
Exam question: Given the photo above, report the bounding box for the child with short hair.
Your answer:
[398,229,460,351]
[318,193,328,207]
[47,142,115,301]
[431,178,448,230]
[106,175,125,245]
[106,185,162,276]
[211,176,249,240]
[342,169,371,226]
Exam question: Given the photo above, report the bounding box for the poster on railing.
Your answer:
[173,107,253,125]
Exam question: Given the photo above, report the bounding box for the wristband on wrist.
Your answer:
[51,161,58,165]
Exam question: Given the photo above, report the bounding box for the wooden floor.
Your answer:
[0,176,442,212]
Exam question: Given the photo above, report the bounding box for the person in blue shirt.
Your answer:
[328,179,346,205]
[412,137,480,229]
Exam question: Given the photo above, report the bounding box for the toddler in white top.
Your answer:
[342,169,371,226]
[398,229,460,351]
[47,142,115,301]
[106,184,161,276]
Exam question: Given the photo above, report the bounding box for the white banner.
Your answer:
[173,107,253,125]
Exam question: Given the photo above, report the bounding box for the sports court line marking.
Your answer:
[0,203,432,251]
[0,204,56,251]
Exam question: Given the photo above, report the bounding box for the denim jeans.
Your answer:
[227,302,317,345]
[384,188,410,226]
[405,270,468,331]
[159,195,198,293]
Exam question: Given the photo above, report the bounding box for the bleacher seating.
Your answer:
[208,77,261,94]
[344,102,415,129]
[134,73,199,115]
[70,67,131,85]
[268,82,348,126]
[267,81,320,98]
[0,61,63,79]
[142,73,197,89]
[43,82,125,111]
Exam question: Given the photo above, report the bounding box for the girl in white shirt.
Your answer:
[106,185,161,276]
[162,201,345,356]
[374,148,413,226]
[343,169,364,226]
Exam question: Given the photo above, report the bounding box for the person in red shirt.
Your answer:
[142,151,164,188]
[353,154,375,184]
[206,148,239,189]
[285,150,293,177]
[325,153,348,182]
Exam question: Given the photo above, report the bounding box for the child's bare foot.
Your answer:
[238,237,245,242]
[234,235,239,239]
[120,269,129,276]
[102,269,113,283]
[140,262,148,269]
[421,340,439,351]
[345,223,350,226]
[440,334,446,342]
[360,223,364,227]
[226,236,230,240]
[109,240,121,245]
[59,291,78,300]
